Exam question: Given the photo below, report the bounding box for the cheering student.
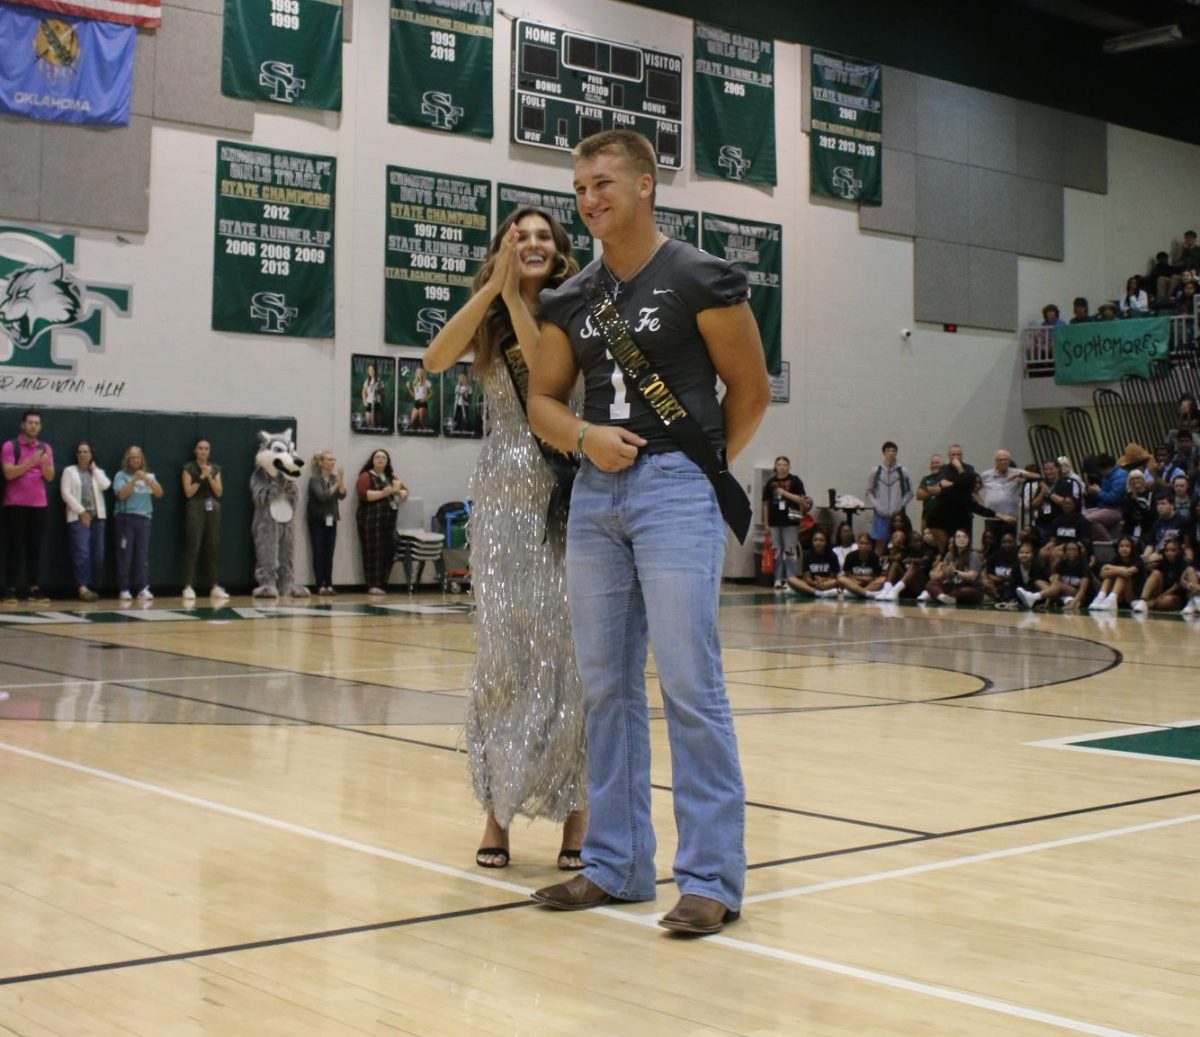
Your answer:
[424,206,587,872]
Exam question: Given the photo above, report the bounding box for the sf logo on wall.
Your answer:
[259,60,306,103]
[421,90,464,130]
[831,165,863,200]
[250,291,298,333]
[416,306,447,343]
[0,225,131,372]
[718,144,751,181]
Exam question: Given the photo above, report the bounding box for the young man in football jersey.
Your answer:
[528,130,770,935]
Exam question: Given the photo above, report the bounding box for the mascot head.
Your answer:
[255,428,304,480]
[0,264,82,348]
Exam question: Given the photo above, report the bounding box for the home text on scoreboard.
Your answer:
[511,19,684,169]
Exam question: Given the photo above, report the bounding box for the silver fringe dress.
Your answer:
[464,357,586,826]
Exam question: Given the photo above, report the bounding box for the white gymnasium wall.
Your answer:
[6,1,1200,582]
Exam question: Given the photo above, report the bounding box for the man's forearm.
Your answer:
[529,394,587,455]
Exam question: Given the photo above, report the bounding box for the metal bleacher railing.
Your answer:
[1020,305,1198,379]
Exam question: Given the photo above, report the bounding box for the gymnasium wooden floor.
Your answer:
[0,588,1197,1036]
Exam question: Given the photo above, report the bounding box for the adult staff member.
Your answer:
[528,129,770,935]
[2,409,54,604]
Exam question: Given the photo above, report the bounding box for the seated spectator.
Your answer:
[866,529,909,599]
[1090,536,1145,611]
[1146,444,1185,495]
[1097,302,1119,321]
[837,532,882,599]
[1058,456,1087,495]
[1020,539,1090,611]
[1120,469,1155,546]
[1170,474,1194,525]
[915,453,943,531]
[889,511,914,540]
[1151,251,1175,303]
[1167,230,1200,297]
[831,522,856,568]
[979,449,1037,539]
[1176,279,1199,318]
[1146,494,1187,554]
[1172,429,1198,482]
[786,528,840,598]
[865,441,913,553]
[1037,494,1091,568]
[1133,538,1188,613]
[1039,304,1064,330]
[1119,275,1149,315]
[919,528,984,606]
[1012,539,1051,608]
[1069,297,1091,324]
[983,530,1020,605]
[1081,452,1127,542]
[1181,560,1200,616]
[875,529,938,601]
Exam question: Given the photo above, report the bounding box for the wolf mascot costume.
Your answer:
[251,429,309,598]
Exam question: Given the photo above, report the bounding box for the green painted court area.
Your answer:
[1077,726,1200,763]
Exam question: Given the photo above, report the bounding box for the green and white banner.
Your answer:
[810,50,882,206]
[221,0,343,111]
[701,213,782,376]
[693,22,776,186]
[1054,318,1171,385]
[388,0,493,138]
[496,183,592,270]
[212,142,336,338]
[655,206,699,247]
[384,166,490,346]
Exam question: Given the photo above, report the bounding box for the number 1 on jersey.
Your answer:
[605,349,631,420]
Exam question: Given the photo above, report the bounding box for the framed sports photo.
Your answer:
[397,356,441,436]
[440,360,483,439]
[351,354,396,434]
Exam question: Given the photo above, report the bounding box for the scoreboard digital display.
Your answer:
[511,19,684,169]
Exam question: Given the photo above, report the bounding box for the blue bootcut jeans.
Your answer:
[566,451,746,911]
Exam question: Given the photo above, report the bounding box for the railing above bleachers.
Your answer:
[1021,306,1197,378]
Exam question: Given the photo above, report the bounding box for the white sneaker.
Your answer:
[211,586,230,600]
[1098,593,1118,612]
[1130,599,1148,613]
[118,590,132,602]
[773,580,785,590]
[137,587,153,601]
[866,589,881,599]
[1062,597,1075,608]
[367,586,386,596]
[181,586,196,601]
[1181,598,1198,616]
[1016,587,1038,609]
[916,590,930,602]
[882,583,904,601]
[937,593,956,606]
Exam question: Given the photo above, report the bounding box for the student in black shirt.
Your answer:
[761,456,810,588]
[1090,535,1145,611]
[1019,539,1090,609]
[787,527,841,597]
[837,532,882,599]
[1146,495,1187,554]
[1120,469,1154,546]
[1037,495,1091,569]
[984,530,1020,605]
[1012,540,1051,608]
[868,529,910,600]
[1134,537,1189,612]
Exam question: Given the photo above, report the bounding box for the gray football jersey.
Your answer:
[538,239,748,453]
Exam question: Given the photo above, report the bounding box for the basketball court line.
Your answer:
[1027,720,1200,768]
[0,738,1181,1037]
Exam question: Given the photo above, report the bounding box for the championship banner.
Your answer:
[388,0,493,138]
[12,0,161,28]
[655,206,698,247]
[0,3,135,125]
[701,213,782,376]
[496,183,592,270]
[1054,318,1171,386]
[384,166,490,346]
[693,22,776,186]
[221,0,343,111]
[810,50,882,206]
[212,142,336,338]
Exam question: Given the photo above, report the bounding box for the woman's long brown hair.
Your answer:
[471,207,579,373]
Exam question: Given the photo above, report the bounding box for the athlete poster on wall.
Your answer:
[221,0,343,111]
[496,183,593,270]
[384,166,490,346]
[388,0,493,138]
[655,206,698,246]
[396,356,441,436]
[700,213,782,376]
[692,22,776,186]
[440,360,483,438]
[212,142,336,337]
[810,50,882,206]
[350,354,396,435]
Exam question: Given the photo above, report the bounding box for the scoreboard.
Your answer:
[511,19,684,169]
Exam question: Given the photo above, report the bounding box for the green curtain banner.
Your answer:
[1054,318,1171,385]
[384,166,491,346]
[693,22,776,186]
[212,142,336,338]
[221,0,343,111]
[700,213,782,376]
[388,0,493,138]
[655,206,699,246]
[810,50,882,205]
[496,183,593,269]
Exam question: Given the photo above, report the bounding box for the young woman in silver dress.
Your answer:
[424,208,586,870]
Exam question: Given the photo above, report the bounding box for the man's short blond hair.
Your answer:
[573,129,657,184]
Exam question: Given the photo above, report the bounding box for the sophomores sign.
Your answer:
[384,166,490,346]
[701,213,782,376]
[496,183,592,269]
[212,142,336,338]
[222,0,343,111]
[693,22,776,186]
[388,0,493,138]
[810,51,882,206]
[1054,318,1171,385]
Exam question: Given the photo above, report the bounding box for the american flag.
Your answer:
[5,0,162,28]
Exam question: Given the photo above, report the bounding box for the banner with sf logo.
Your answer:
[809,50,882,207]
[211,141,337,339]
[221,0,343,112]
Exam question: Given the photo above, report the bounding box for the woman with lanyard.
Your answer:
[355,448,407,596]
[60,441,110,602]
[423,206,587,872]
[180,438,228,602]
[761,456,809,589]
[112,445,163,602]
[307,449,346,596]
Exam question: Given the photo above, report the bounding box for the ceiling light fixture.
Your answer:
[1102,24,1184,53]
